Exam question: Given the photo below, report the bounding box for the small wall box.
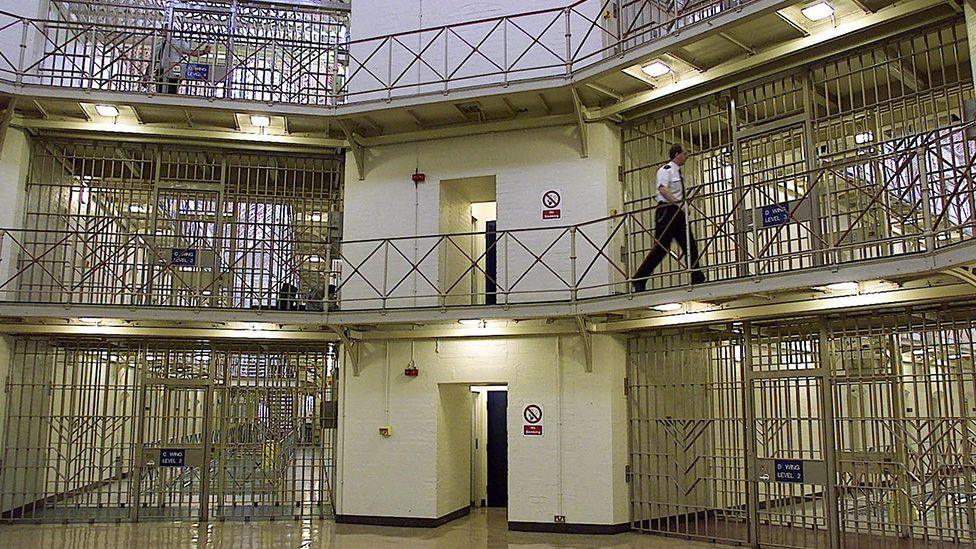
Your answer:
[404,365,419,377]
[379,426,393,437]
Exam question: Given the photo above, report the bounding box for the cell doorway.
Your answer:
[470,385,507,509]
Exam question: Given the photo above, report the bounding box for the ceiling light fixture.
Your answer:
[78,317,101,323]
[651,302,683,312]
[854,131,874,144]
[801,2,834,21]
[825,281,858,291]
[249,114,271,127]
[459,319,482,327]
[94,104,120,117]
[641,61,672,78]
[128,204,146,213]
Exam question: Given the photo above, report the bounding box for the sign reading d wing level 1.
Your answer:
[171,248,197,267]
[159,449,186,467]
[774,459,803,483]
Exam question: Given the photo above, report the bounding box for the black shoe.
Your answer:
[691,272,706,285]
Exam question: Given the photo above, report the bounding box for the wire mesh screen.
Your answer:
[0,338,338,523]
[13,138,343,310]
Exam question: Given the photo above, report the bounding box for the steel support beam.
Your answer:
[337,119,366,180]
[571,87,589,158]
[719,32,756,55]
[576,316,593,372]
[591,283,976,332]
[0,323,342,341]
[967,0,976,88]
[11,116,346,150]
[359,114,576,148]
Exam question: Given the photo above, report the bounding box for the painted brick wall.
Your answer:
[340,123,622,309]
[336,332,629,526]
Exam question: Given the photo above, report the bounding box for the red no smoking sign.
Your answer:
[542,190,561,220]
[523,404,543,436]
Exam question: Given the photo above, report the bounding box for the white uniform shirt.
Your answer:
[655,161,684,203]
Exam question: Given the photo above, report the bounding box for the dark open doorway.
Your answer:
[485,220,497,305]
[486,390,508,507]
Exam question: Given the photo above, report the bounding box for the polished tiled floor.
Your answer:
[0,508,734,548]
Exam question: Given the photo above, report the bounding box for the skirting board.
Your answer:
[336,505,470,528]
[508,521,630,535]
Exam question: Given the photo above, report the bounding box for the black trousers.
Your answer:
[156,76,180,95]
[633,204,703,285]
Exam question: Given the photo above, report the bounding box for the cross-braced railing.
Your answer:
[1,123,970,312]
[0,0,746,106]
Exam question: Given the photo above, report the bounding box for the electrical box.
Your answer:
[379,426,393,437]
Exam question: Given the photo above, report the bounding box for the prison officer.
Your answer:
[632,143,706,292]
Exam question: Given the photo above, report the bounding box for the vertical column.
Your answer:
[967,1,976,90]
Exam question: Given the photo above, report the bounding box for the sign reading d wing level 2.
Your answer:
[761,202,790,228]
[159,449,186,467]
[171,248,197,267]
[774,459,804,483]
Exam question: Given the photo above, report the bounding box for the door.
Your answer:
[486,390,508,507]
[150,185,222,307]
[485,221,497,305]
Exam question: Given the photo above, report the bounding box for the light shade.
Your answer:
[651,302,683,312]
[854,131,874,144]
[459,319,482,327]
[249,114,271,127]
[826,281,858,291]
[641,61,672,78]
[801,2,834,21]
[94,104,120,117]
[128,204,146,213]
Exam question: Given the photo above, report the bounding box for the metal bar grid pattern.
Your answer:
[0,338,338,523]
[627,304,976,547]
[8,138,342,310]
[622,20,975,287]
[0,0,745,105]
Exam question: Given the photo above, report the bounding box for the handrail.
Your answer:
[0,123,972,312]
[0,0,747,106]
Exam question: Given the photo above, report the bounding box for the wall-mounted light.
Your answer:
[651,302,683,312]
[249,114,271,127]
[800,2,834,21]
[94,104,120,117]
[641,61,672,78]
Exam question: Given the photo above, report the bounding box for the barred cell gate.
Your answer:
[626,306,976,547]
[0,339,338,523]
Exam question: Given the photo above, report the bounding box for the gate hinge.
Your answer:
[625,464,633,483]
[617,165,624,182]
[623,377,629,396]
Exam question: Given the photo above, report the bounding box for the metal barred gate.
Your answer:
[0,339,338,523]
[626,306,976,547]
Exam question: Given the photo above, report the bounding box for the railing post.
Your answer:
[503,18,508,87]
[17,20,28,85]
[503,231,510,306]
[564,7,572,76]
[382,239,389,310]
[918,146,936,253]
[444,28,449,94]
[569,226,578,302]
[386,37,393,102]
[615,0,624,57]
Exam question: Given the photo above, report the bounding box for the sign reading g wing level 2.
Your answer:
[542,189,561,220]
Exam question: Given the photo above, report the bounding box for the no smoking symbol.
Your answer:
[542,191,560,209]
[524,404,542,424]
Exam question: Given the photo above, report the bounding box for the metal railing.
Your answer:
[0,123,972,312]
[0,0,743,106]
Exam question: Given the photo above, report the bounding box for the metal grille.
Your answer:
[0,338,338,523]
[621,19,974,288]
[627,304,976,546]
[9,138,342,309]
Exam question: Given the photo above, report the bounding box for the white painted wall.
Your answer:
[0,128,30,300]
[336,331,629,527]
[347,0,603,101]
[339,123,623,309]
